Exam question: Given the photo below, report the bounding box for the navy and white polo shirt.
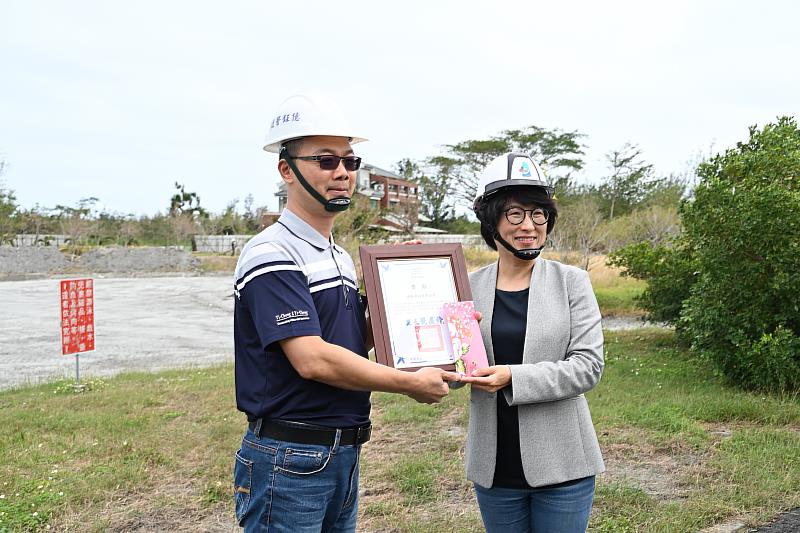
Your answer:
[233,208,370,428]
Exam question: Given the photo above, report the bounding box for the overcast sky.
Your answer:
[1,1,798,216]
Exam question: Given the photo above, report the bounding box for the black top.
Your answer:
[491,287,592,490]
[491,287,530,489]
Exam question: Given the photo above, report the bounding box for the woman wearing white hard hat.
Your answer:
[459,153,605,532]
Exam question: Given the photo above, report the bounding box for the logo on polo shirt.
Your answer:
[275,310,310,326]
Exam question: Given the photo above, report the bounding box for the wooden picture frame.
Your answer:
[359,243,473,371]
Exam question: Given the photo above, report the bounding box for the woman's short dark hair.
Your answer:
[475,186,558,250]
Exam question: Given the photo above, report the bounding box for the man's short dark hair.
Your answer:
[475,187,558,250]
[281,138,306,157]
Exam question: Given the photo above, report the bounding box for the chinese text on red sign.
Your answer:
[60,278,95,355]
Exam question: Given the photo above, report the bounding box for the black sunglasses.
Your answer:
[288,154,362,171]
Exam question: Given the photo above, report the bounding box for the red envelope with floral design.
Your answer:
[442,300,489,376]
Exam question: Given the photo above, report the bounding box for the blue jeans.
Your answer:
[474,476,595,533]
[233,427,361,532]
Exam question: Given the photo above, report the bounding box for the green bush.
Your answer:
[610,117,800,393]
[680,117,800,393]
[736,327,800,394]
[607,240,696,326]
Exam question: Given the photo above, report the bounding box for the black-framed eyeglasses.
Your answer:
[504,207,549,226]
[289,154,362,171]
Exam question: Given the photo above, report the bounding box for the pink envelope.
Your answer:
[442,301,489,375]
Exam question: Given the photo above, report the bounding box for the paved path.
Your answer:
[0,276,234,390]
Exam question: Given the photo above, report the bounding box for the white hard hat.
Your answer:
[473,152,553,208]
[262,92,367,153]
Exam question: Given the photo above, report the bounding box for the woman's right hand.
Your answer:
[459,365,511,393]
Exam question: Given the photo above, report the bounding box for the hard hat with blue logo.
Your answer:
[472,152,554,210]
[262,92,367,153]
[473,152,556,261]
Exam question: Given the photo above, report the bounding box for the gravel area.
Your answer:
[79,246,199,272]
[0,245,199,279]
[0,276,233,389]
[0,246,72,274]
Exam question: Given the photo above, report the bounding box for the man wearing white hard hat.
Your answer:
[231,93,459,532]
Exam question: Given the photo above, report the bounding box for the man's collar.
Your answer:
[278,208,332,250]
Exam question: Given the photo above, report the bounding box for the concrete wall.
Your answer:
[194,233,483,253]
[12,234,71,247]
[388,234,484,247]
[192,235,254,254]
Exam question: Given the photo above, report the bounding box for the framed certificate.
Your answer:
[359,243,473,371]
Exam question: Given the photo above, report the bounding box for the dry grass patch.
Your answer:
[600,430,709,502]
[358,392,483,532]
[195,253,238,273]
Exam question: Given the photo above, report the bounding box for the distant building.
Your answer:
[273,161,422,225]
[358,163,419,212]
[259,211,281,230]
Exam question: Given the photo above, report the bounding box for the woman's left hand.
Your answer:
[459,365,511,393]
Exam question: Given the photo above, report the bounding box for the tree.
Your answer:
[417,156,458,228]
[503,126,586,180]
[445,138,510,206]
[603,204,682,251]
[599,143,654,219]
[395,158,420,179]
[169,182,207,218]
[241,194,264,233]
[167,182,207,246]
[679,117,800,392]
[332,195,387,273]
[444,126,586,208]
[437,215,480,234]
[610,117,800,393]
[608,239,696,325]
[548,197,607,270]
[53,197,99,248]
[16,203,55,243]
[0,160,19,245]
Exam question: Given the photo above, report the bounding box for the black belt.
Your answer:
[248,419,371,447]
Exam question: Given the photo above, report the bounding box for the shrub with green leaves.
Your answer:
[609,117,800,393]
[608,240,696,327]
[680,117,800,393]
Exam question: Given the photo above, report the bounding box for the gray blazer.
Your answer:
[466,258,605,488]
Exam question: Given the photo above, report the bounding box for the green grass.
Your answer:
[0,369,238,532]
[586,329,800,532]
[594,280,646,317]
[1,330,798,531]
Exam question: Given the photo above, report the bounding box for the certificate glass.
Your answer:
[359,244,473,371]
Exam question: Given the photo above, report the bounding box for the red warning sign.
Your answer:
[60,278,95,355]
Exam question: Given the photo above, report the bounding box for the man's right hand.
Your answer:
[406,367,460,404]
